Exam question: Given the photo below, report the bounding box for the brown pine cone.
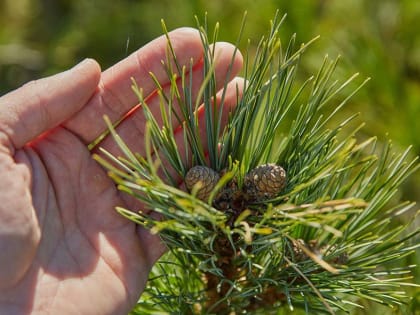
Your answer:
[185,165,220,202]
[243,163,286,201]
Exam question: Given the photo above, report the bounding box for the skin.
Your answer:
[0,27,243,315]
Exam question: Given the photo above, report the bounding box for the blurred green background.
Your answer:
[1,0,419,313]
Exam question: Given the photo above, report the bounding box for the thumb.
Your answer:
[0,58,101,151]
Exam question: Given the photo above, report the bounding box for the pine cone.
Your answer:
[185,166,220,202]
[243,163,286,201]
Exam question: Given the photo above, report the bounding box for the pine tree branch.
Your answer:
[94,11,420,314]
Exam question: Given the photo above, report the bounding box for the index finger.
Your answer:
[65,27,205,144]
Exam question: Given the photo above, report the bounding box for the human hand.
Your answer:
[0,28,243,315]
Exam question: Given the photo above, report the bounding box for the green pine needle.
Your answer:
[94,11,419,315]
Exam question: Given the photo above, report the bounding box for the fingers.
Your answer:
[65,27,207,144]
[161,77,246,183]
[115,76,245,222]
[0,59,101,151]
[96,41,243,158]
[132,75,245,267]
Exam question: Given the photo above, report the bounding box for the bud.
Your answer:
[243,163,286,201]
[185,165,220,202]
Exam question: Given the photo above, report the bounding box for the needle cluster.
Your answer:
[95,12,419,315]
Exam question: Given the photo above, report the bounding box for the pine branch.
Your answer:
[95,11,419,315]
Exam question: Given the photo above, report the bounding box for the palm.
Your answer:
[0,28,243,315]
[1,128,150,314]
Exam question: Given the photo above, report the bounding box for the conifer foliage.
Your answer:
[95,12,419,314]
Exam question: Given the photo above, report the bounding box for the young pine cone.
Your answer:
[243,163,286,201]
[185,165,220,202]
